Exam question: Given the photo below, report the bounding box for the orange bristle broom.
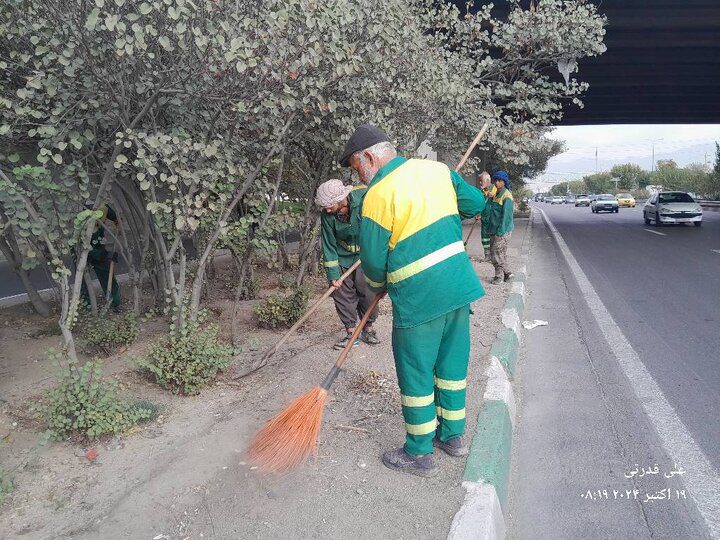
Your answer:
[247,291,386,473]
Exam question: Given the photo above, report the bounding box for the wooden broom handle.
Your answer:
[261,259,362,361]
[336,291,385,370]
[455,122,489,173]
[320,290,386,390]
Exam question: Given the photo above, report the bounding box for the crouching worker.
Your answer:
[81,203,121,310]
[485,170,515,284]
[316,179,380,350]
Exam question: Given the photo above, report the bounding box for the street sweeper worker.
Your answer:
[478,171,495,259]
[315,179,380,350]
[484,170,515,284]
[340,124,486,477]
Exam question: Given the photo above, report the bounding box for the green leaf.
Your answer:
[139,2,152,14]
[85,8,100,31]
[52,154,63,164]
[159,36,171,50]
[105,14,119,31]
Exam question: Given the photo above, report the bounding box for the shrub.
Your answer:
[255,287,310,329]
[135,320,234,395]
[33,352,156,440]
[79,311,138,354]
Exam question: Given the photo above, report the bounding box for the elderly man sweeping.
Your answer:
[340,124,486,477]
[316,179,380,349]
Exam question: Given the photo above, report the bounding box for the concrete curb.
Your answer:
[448,214,533,540]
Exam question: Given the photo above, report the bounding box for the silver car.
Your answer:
[591,194,619,213]
[643,192,703,227]
[575,194,590,206]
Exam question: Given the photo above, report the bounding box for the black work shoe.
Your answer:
[491,276,503,285]
[382,448,438,478]
[361,329,380,345]
[333,334,360,350]
[433,436,469,457]
[504,272,514,282]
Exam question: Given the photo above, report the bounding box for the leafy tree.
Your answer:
[0,0,608,361]
[583,172,613,194]
[610,163,644,191]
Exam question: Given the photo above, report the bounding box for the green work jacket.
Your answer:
[484,187,514,237]
[320,186,366,281]
[360,157,486,328]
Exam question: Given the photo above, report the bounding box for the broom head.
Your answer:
[247,385,329,473]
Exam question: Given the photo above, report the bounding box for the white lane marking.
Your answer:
[644,228,666,236]
[540,209,720,538]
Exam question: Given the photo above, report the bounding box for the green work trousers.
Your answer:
[392,304,471,456]
[82,261,121,308]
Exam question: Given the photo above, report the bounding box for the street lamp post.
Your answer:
[651,138,664,173]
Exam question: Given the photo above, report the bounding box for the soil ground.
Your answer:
[0,221,529,539]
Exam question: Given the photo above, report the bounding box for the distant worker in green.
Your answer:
[485,170,515,284]
[81,204,121,310]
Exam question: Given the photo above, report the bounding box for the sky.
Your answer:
[529,124,720,193]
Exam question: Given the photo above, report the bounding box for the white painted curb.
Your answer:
[448,482,506,540]
[483,356,517,428]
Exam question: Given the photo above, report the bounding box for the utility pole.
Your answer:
[595,147,598,173]
[652,143,655,173]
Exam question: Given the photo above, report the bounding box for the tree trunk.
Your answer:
[0,236,51,317]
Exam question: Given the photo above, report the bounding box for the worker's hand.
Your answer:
[475,215,481,222]
[331,279,343,289]
[111,251,119,263]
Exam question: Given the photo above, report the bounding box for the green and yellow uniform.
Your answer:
[320,187,365,281]
[480,184,497,251]
[485,187,514,237]
[360,156,486,455]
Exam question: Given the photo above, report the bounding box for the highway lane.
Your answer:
[537,202,720,470]
[508,203,718,538]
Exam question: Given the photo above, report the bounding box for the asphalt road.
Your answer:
[508,203,719,539]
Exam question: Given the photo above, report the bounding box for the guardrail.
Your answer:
[699,199,720,208]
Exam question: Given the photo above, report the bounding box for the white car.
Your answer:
[591,194,619,213]
[550,196,563,205]
[575,194,591,207]
[643,191,703,227]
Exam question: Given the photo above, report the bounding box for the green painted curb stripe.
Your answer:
[505,293,524,314]
[490,328,518,377]
[463,399,513,508]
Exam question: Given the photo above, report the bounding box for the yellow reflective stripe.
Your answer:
[401,393,434,407]
[387,241,465,284]
[405,419,437,436]
[337,240,360,253]
[365,275,386,288]
[436,407,466,421]
[323,260,339,268]
[434,376,467,391]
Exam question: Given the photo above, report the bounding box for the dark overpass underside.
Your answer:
[468,1,720,125]
[562,0,720,125]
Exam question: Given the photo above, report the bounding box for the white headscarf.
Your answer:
[315,179,353,208]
